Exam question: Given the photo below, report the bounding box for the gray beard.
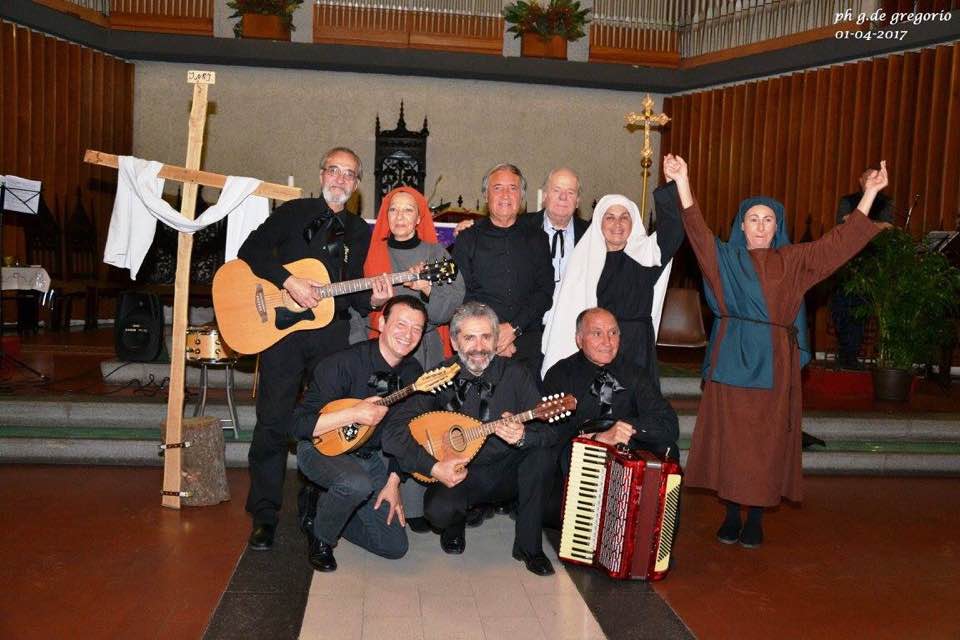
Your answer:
[322,186,350,207]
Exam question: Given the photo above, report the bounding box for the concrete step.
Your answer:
[2,396,959,474]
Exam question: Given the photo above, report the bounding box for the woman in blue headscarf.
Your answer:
[662,154,891,548]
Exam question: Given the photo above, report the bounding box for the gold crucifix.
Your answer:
[626,94,670,228]
[85,71,302,509]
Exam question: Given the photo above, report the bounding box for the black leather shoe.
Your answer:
[512,549,555,576]
[494,501,515,515]
[406,516,432,533]
[308,535,337,572]
[440,529,466,554]
[248,524,275,551]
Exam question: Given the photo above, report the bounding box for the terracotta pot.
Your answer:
[871,367,914,402]
[241,14,290,41]
[520,33,567,59]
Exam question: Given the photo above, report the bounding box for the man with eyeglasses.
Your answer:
[451,163,554,376]
[238,146,392,552]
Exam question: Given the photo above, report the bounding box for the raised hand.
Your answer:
[662,154,694,208]
[662,154,688,184]
[863,160,889,194]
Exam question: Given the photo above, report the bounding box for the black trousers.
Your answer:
[246,321,348,526]
[423,446,554,555]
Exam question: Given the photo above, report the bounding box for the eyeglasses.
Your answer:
[323,165,358,182]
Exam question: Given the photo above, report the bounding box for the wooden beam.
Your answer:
[83,149,303,201]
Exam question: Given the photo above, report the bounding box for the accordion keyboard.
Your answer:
[559,440,610,564]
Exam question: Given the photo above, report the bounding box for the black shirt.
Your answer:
[836,191,895,225]
[452,218,554,333]
[237,196,373,317]
[291,339,424,469]
[542,351,679,450]
[382,356,564,474]
[596,183,686,380]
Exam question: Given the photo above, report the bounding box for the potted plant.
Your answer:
[227,0,303,40]
[841,228,960,401]
[503,0,591,60]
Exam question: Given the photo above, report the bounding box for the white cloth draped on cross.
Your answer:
[103,156,270,279]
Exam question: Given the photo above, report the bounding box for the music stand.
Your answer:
[0,176,50,387]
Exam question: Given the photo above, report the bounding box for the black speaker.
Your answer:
[114,291,164,362]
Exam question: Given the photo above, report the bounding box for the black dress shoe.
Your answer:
[440,529,466,554]
[308,534,337,572]
[248,524,275,551]
[406,516,432,533]
[512,549,555,576]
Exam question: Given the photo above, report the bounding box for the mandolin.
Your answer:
[312,363,460,457]
[212,257,457,354]
[408,393,576,483]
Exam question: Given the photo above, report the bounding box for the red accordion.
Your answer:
[559,436,682,581]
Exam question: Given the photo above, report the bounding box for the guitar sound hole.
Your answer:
[342,424,360,441]
[447,426,466,452]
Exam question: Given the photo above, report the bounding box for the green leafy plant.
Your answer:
[503,0,591,41]
[227,0,303,37]
[842,228,960,370]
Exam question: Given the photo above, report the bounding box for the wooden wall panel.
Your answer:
[0,20,133,271]
[940,43,960,235]
[662,42,960,241]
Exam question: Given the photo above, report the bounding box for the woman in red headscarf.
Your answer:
[363,187,464,368]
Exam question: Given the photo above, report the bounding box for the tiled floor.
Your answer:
[298,515,605,640]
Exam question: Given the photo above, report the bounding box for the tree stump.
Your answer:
[161,415,230,506]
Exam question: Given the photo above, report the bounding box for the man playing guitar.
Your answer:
[292,295,467,572]
[239,147,389,552]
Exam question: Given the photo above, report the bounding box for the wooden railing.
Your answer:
[679,0,874,60]
[589,0,682,66]
[313,0,503,54]
[109,0,213,35]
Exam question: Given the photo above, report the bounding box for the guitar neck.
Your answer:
[314,271,418,299]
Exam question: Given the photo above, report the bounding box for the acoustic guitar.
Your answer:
[212,257,457,354]
[313,363,460,457]
[408,393,576,483]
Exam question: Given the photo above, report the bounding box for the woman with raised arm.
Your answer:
[662,154,891,548]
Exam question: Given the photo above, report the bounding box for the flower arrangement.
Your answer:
[227,0,303,37]
[503,0,591,42]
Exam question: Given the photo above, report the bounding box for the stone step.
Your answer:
[4,397,957,442]
[3,435,959,475]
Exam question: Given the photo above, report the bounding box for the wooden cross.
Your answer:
[626,94,670,227]
[85,70,302,509]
